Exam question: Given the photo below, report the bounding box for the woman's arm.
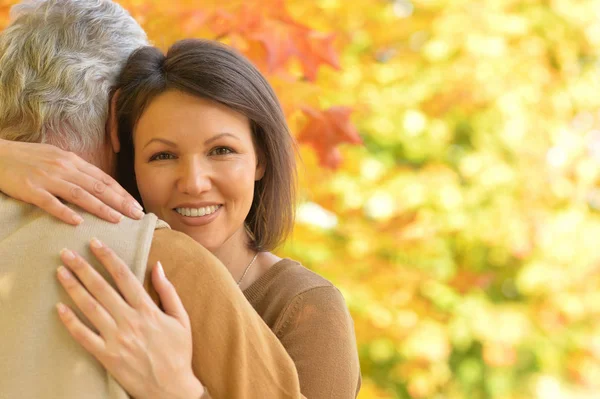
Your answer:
[148,229,305,399]
[57,233,305,399]
[276,286,361,398]
[0,138,143,224]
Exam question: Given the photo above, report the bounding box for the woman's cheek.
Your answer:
[227,161,248,179]
[135,165,160,211]
[220,161,255,192]
[228,156,256,178]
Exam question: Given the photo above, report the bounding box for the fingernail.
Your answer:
[72,214,84,225]
[56,302,67,315]
[131,207,144,220]
[57,266,71,279]
[133,201,144,211]
[60,248,75,261]
[156,261,165,279]
[90,238,103,249]
[110,210,123,222]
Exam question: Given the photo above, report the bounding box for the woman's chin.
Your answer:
[160,209,246,256]
[184,229,222,253]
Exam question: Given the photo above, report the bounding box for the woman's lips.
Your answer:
[172,204,222,226]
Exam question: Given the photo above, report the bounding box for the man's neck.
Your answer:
[73,143,115,178]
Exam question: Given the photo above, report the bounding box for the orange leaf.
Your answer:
[206,4,340,80]
[292,31,340,81]
[297,106,362,169]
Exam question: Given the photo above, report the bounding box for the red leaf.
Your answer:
[248,22,296,72]
[297,106,362,169]
[292,32,340,81]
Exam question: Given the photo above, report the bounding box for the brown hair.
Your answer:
[115,39,297,251]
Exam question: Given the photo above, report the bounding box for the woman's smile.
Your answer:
[172,204,222,226]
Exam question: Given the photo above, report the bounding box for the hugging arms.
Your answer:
[0,15,359,399]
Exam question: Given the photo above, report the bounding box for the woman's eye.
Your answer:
[211,147,234,156]
[149,152,176,161]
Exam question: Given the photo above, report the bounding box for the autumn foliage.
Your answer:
[3,0,600,398]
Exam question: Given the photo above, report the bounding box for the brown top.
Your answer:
[147,228,303,399]
[244,259,361,399]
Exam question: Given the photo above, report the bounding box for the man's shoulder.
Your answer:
[0,195,159,261]
[0,193,158,236]
[0,199,160,288]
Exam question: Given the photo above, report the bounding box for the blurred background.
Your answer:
[3,0,600,397]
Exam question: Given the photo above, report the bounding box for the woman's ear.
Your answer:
[108,89,121,154]
[255,147,266,181]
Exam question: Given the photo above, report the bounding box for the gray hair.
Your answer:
[0,0,148,152]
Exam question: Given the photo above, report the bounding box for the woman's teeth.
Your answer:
[175,205,220,217]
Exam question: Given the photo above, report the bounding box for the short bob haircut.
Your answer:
[115,39,297,252]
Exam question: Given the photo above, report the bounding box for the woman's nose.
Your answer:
[177,158,212,196]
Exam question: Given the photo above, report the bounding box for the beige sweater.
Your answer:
[0,193,160,399]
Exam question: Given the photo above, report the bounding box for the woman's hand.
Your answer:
[0,138,144,225]
[56,238,205,399]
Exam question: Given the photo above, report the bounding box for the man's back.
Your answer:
[0,193,159,399]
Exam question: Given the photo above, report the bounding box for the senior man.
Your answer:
[0,1,301,398]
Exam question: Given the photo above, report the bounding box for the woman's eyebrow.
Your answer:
[143,137,177,149]
[204,132,240,145]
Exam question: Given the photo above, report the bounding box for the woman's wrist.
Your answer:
[144,371,204,399]
[183,375,205,399]
[172,373,205,399]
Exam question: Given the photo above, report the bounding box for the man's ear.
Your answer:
[108,89,121,153]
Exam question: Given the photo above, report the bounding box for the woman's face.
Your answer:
[133,90,264,253]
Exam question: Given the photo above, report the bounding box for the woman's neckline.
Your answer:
[242,258,293,296]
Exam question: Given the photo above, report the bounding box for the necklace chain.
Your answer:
[237,252,259,286]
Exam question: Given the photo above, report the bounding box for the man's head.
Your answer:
[0,0,148,173]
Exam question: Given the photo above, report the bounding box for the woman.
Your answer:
[0,39,360,398]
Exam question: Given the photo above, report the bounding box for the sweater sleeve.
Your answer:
[145,228,303,399]
[274,286,362,399]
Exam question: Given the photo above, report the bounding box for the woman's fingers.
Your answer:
[52,149,143,221]
[59,248,131,323]
[88,239,151,310]
[56,265,118,336]
[77,159,131,201]
[75,162,144,220]
[152,262,190,328]
[48,178,124,223]
[56,302,106,356]
[0,138,143,224]
[30,188,84,225]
